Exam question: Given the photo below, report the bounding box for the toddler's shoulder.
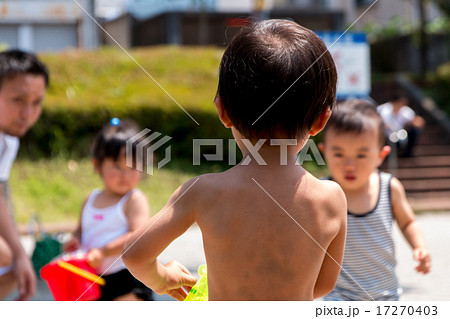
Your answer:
[82,190,96,205]
[312,176,343,195]
[129,188,146,198]
[310,177,346,217]
[123,189,150,217]
[126,188,148,205]
[168,172,226,203]
[182,172,227,196]
[388,175,408,203]
[378,171,405,195]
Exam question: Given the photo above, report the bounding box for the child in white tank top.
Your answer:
[64,118,153,301]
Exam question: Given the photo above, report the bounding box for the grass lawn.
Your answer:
[10,158,199,225]
[10,157,328,226]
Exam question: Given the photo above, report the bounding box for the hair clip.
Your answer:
[110,117,120,126]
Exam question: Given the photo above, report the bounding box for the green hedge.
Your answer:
[20,104,234,163]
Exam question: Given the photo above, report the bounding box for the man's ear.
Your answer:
[378,145,391,166]
[309,107,332,136]
[214,95,233,128]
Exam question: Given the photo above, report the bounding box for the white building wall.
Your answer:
[0,0,97,52]
[34,24,78,52]
[0,25,18,48]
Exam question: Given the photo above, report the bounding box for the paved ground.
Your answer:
[394,212,450,300]
[6,212,450,301]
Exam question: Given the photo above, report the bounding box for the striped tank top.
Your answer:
[324,171,402,301]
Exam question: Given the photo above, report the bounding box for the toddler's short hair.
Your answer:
[217,19,337,140]
[323,99,386,148]
[0,50,49,89]
[92,119,142,165]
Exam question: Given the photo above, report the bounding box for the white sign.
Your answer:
[317,32,371,98]
[216,0,274,12]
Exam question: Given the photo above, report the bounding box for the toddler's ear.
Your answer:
[214,96,233,128]
[378,145,391,165]
[318,142,325,153]
[309,108,332,136]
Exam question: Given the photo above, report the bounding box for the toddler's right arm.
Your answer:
[123,178,199,300]
[313,182,347,299]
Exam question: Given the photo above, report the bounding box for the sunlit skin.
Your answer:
[319,128,390,200]
[93,153,142,199]
[0,74,46,137]
[320,126,431,274]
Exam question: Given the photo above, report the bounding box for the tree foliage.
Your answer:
[432,0,450,17]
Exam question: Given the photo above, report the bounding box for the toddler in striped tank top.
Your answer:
[319,99,431,301]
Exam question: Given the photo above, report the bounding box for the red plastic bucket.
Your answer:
[41,256,103,301]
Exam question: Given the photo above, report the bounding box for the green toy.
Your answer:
[184,264,208,301]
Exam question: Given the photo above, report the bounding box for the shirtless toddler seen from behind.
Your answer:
[123,19,347,301]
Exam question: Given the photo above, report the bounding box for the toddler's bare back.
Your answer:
[194,165,346,300]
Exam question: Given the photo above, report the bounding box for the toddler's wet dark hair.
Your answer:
[323,99,386,148]
[217,19,337,140]
[92,119,143,166]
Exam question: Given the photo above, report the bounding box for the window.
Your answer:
[356,0,376,6]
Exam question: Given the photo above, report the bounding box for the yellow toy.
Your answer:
[184,264,208,301]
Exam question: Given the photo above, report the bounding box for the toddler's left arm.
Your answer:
[391,177,431,274]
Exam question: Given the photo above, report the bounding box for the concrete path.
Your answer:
[8,213,449,301]
[394,213,450,300]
